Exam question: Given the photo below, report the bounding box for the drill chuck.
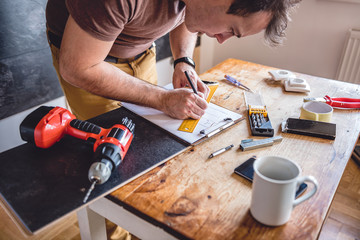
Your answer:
[88,162,112,184]
[88,141,124,184]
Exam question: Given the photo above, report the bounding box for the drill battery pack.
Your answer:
[248,105,274,137]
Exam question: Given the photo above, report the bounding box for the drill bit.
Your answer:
[122,117,128,125]
[122,117,135,133]
[83,179,98,203]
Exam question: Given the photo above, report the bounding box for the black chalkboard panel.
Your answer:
[0,106,189,233]
[0,0,63,120]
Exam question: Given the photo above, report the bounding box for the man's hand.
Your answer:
[160,88,208,119]
[173,63,210,99]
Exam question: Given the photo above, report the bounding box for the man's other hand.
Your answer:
[172,64,210,100]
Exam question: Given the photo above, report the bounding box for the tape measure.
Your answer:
[178,81,219,133]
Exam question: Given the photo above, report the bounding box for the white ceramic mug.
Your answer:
[250,156,318,226]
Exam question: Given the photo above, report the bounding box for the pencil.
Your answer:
[184,71,198,95]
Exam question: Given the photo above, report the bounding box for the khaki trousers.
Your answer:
[48,40,158,120]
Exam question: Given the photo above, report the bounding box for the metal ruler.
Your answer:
[178,81,219,132]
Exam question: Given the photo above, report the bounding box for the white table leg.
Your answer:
[77,206,107,240]
[89,197,178,240]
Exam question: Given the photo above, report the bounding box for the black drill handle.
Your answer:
[69,119,102,134]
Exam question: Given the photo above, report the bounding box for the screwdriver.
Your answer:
[224,75,253,92]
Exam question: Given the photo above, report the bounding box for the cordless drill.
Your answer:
[20,106,135,202]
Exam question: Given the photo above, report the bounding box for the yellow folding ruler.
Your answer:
[178,81,219,132]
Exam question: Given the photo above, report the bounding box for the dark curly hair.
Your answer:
[227,0,302,46]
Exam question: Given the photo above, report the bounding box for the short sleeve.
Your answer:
[66,0,133,41]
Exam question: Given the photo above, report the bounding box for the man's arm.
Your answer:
[59,16,207,119]
[169,22,209,98]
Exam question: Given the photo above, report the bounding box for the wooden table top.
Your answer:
[109,59,360,239]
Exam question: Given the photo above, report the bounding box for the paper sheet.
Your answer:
[122,101,242,145]
[122,83,242,144]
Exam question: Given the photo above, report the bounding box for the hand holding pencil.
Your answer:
[172,64,209,97]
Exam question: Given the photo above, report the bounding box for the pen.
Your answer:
[200,118,233,135]
[184,71,198,95]
[206,120,235,138]
[209,144,234,158]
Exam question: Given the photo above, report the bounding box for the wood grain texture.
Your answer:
[109,59,360,239]
[0,158,358,240]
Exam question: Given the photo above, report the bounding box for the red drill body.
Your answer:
[20,106,135,202]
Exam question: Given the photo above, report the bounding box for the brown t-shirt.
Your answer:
[46,0,185,58]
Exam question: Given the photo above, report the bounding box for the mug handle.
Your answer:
[293,176,318,207]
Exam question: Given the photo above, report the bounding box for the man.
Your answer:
[46,1,301,238]
[46,0,301,121]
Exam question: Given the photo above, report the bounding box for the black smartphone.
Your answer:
[234,157,308,198]
[282,118,336,140]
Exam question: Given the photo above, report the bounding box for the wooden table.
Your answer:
[78,59,360,240]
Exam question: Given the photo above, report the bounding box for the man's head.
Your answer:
[183,0,301,46]
[227,0,302,46]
